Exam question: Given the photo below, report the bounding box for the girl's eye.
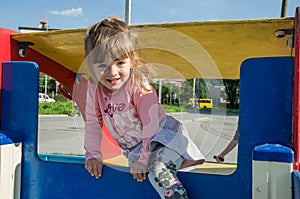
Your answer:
[116,61,125,65]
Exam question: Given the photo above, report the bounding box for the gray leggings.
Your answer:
[148,145,188,199]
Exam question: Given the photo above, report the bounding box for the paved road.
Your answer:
[38,110,238,163]
[38,115,85,156]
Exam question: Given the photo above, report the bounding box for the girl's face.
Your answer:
[96,56,131,93]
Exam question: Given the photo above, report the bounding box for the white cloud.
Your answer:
[49,7,83,17]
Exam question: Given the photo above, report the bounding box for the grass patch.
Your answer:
[39,101,74,115]
[163,105,187,113]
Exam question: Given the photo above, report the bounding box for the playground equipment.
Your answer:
[1,6,300,199]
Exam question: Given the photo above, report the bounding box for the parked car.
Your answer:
[39,93,55,103]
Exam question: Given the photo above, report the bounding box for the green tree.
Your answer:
[178,79,193,105]
[223,79,240,109]
[39,73,57,94]
[152,81,173,105]
[197,79,210,98]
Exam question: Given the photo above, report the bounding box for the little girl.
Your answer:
[84,16,205,199]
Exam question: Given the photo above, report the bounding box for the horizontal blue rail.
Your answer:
[39,153,86,164]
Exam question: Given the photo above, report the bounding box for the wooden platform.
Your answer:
[104,154,236,175]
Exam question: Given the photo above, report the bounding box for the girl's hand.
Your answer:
[130,161,148,182]
[85,158,103,179]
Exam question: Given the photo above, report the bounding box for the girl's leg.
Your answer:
[148,146,188,199]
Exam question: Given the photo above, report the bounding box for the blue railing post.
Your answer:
[252,144,294,199]
[0,131,22,199]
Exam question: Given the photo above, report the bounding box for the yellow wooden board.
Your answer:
[104,154,236,175]
[12,18,294,79]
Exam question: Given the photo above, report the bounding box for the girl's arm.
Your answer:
[130,87,160,182]
[84,83,103,162]
[134,87,160,165]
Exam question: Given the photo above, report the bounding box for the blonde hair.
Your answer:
[84,16,153,93]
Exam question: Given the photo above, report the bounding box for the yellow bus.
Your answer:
[188,98,213,108]
[199,99,213,109]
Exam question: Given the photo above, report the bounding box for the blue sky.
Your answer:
[1,0,300,31]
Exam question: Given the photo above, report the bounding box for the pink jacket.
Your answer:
[84,79,167,165]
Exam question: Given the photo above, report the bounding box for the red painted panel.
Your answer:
[0,28,18,62]
[294,7,300,170]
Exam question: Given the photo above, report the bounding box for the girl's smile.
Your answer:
[106,77,120,85]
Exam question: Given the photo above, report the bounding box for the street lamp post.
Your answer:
[125,0,131,25]
[281,0,288,17]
